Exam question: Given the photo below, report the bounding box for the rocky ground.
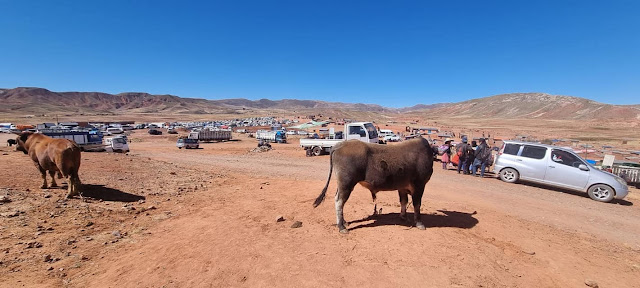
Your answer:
[0,131,639,288]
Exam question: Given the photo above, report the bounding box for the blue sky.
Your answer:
[1,1,638,107]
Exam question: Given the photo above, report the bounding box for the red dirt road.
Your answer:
[1,132,639,287]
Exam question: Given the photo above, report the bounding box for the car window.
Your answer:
[521,145,546,159]
[551,149,584,168]
[503,143,521,155]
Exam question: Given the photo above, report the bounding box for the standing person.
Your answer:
[456,137,471,174]
[468,140,478,174]
[440,139,452,170]
[472,138,491,178]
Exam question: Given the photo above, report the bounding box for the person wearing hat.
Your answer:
[455,136,472,174]
[440,139,453,170]
[472,138,490,177]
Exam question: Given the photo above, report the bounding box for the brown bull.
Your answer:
[313,137,434,234]
[15,132,82,198]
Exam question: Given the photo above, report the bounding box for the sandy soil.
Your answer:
[1,131,639,288]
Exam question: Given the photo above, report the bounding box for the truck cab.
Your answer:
[346,122,379,143]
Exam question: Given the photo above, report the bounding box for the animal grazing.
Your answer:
[313,137,434,234]
[15,132,82,198]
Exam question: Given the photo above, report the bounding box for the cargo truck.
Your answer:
[189,129,232,142]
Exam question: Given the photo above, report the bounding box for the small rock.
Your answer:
[138,199,145,204]
[85,237,93,241]
[43,194,51,199]
[66,239,76,245]
[276,216,285,222]
[290,221,303,228]
[147,205,156,210]
[80,255,89,261]
[169,172,176,175]
[25,241,43,249]
[85,221,94,227]
[1,211,20,218]
[112,230,122,238]
[0,196,10,203]
[585,279,599,288]
[523,250,535,255]
[43,254,52,262]
[47,266,54,271]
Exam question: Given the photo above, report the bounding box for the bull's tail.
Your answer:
[313,147,335,207]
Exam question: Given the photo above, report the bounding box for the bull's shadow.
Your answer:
[79,184,145,202]
[348,210,479,231]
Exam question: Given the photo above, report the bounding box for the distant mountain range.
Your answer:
[1,87,638,120]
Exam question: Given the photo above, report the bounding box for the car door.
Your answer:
[516,145,549,181]
[544,149,590,190]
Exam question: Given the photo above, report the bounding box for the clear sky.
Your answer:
[1,1,638,107]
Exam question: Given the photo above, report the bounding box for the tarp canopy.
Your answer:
[289,121,329,129]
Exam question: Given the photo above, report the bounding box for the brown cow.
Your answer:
[313,137,434,234]
[15,132,82,198]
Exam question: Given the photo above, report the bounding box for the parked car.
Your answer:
[384,134,401,142]
[104,137,130,153]
[176,138,199,149]
[167,128,178,134]
[148,129,163,135]
[493,141,629,202]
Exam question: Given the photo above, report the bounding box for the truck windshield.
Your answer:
[364,123,378,139]
[185,139,198,143]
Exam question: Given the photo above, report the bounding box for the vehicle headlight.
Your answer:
[615,177,627,186]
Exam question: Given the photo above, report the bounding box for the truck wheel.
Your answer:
[312,146,322,156]
[178,147,182,149]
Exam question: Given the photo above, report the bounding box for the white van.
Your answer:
[105,137,130,153]
[378,129,394,138]
[106,127,124,135]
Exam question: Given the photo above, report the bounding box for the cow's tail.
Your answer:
[313,147,334,208]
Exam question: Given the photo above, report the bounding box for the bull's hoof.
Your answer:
[40,185,48,189]
[339,228,349,234]
[50,184,58,188]
[416,222,426,230]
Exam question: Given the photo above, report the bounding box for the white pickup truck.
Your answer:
[300,122,379,156]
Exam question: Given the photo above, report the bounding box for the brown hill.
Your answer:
[417,93,640,120]
[0,87,388,116]
[1,88,638,121]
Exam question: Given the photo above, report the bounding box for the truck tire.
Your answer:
[312,146,322,156]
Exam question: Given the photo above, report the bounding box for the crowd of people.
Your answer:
[437,136,495,178]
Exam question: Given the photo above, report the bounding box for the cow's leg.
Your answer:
[335,184,354,234]
[49,170,58,188]
[370,190,379,216]
[412,184,426,230]
[36,166,48,189]
[398,189,409,221]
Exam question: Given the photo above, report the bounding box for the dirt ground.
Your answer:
[1,131,639,288]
